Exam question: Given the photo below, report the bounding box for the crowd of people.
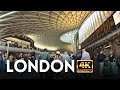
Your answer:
[96,50,120,77]
[79,48,120,78]
[0,48,78,79]
[0,48,120,79]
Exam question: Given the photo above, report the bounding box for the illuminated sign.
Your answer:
[76,60,93,73]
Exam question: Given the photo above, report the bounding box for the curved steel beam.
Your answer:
[0,11,19,19]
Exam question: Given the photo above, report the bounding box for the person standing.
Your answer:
[97,51,106,77]
[53,51,63,79]
[72,52,77,61]
[18,53,24,69]
[39,48,50,61]
[62,51,71,63]
[0,51,5,72]
[116,56,120,75]
[81,49,91,60]
[54,51,63,60]
[109,50,115,62]
[80,49,91,79]
[38,48,50,79]
[8,54,14,69]
[109,50,118,75]
[54,51,63,69]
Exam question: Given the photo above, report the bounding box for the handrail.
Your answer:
[0,46,40,54]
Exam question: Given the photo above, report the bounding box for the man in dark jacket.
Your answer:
[97,51,106,77]
[97,51,106,62]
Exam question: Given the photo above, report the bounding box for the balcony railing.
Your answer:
[0,45,40,54]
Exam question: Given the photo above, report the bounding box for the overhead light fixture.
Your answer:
[60,29,78,43]
[104,45,111,48]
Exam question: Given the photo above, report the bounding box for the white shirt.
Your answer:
[81,51,91,60]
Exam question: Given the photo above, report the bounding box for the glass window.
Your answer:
[78,11,114,44]
[113,11,120,25]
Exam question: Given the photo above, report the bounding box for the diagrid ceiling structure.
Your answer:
[0,11,92,52]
